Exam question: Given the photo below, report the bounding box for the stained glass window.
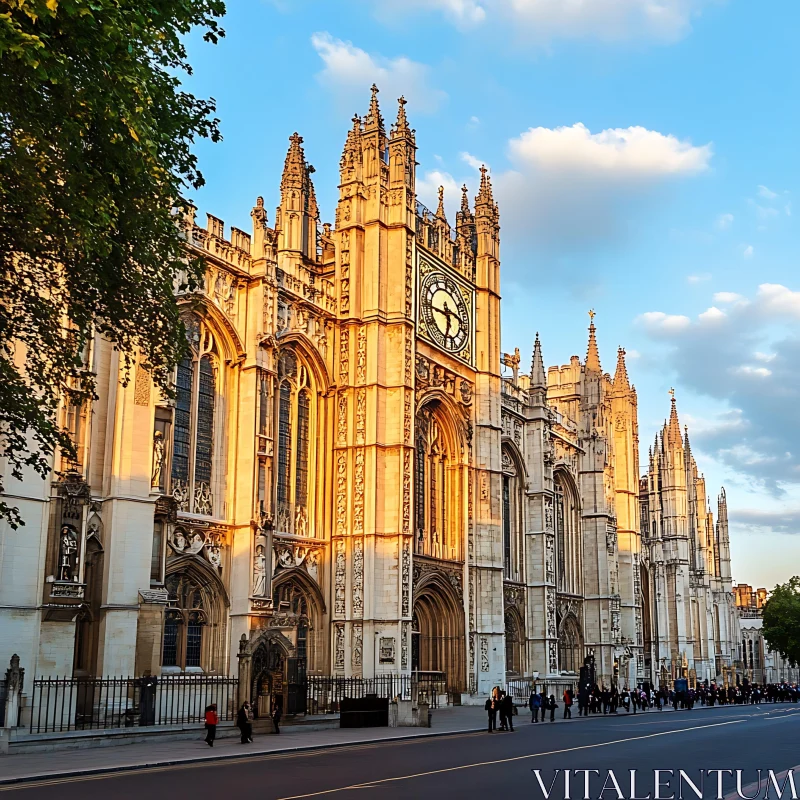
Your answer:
[295,390,310,508]
[194,356,215,489]
[186,612,203,667]
[415,436,426,552]
[503,476,511,578]
[171,357,193,485]
[277,383,292,506]
[162,613,179,667]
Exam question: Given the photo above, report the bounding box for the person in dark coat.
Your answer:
[272,694,283,734]
[501,692,515,731]
[548,694,558,722]
[529,690,541,722]
[237,701,253,743]
[485,695,497,733]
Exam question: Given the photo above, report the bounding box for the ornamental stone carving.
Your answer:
[336,452,347,536]
[352,623,363,670]
[334,537,346,617]
[503,584,524,611]
[339,329,349,385]
[337,392,347,445]
[546,587,557,639]
[356,325,366,383]
[401,539,411,617]
[480,637,489,672]
[549,641,558,672]
[334,624,345,671]
[352,538,364,618]
[544,496,554,532]
[353,448,365,534]
[545,534,555,584]
[401,621,409,669]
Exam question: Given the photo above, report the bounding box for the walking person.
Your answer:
[237,700,253,744]
[204,703,218,747]
[563,688,573,719]
[272,693,283,734]
[548,694,558,722]
[485,695,497,733]
[529,689,541,723]
[502,691,515,731]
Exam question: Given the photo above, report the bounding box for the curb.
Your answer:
[0,726,485,787]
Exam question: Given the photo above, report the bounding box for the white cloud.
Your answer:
[732,365,772,378]
[637,311,692,333]
[716,213,734,230]
[743,245,754,258]
[415,169,462,215]
[468,116,481,126]
[758,184,778,200]
[460,151,485,171]
[754,352,776,363]
[370,0,718,43]
[507,123,711,178]
[712,291,744,304]
[311,32,446,113]
[698,306,726,323]
[786,202,792,217]
[749,199,779,221]
[756,283,800,318]
[688,273,712,284]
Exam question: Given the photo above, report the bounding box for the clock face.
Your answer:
[419,271,471,356]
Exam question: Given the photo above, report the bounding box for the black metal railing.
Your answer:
[306,672,448,714]
[30,675,238,734]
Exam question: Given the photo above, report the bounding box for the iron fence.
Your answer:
[306,672,448,714]
[30,675,238,734]
[506,676,578,704]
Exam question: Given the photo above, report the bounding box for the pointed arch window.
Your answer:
[414,403,459,560]
[554,471,581,595]
[275,352,316,537]
[501,446,522,580]
[170,316,220,516]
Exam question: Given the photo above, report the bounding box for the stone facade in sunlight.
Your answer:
[0,88,740,708]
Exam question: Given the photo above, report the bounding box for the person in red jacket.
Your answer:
[204,703,219,747]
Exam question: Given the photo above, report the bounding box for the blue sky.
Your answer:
[184,0,800,589]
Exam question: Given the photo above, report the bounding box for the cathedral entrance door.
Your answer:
[251,642,285,719]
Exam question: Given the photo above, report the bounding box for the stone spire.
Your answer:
[531,333,546,389]
[435,185,447,221]
[364,83,384,132]
[684,424,692,455]
[280,132,306,194]
[476,164,494,207]
[666,388,682,450]
[613,346,630,390]
[585,309,602,373]
[391,95,413,139]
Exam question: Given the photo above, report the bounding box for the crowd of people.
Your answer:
[510,681,800,727]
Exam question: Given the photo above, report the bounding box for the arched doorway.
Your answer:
[504,609,524,677]
[412,577,465,693]
[250,639,287,719]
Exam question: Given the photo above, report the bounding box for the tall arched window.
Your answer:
[161,569,218,671]
[505,611,522,676]
[558,616,582,673]
[275,350,316,537]
[414,403,460,560]
[170,316,220,516]
[501,446,522,581]
[554,471,581,595]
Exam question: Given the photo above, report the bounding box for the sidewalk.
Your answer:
[0,706,486,786]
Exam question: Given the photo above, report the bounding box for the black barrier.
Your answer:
[340,694,389,728]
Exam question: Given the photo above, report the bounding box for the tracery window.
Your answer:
[170,315,220,516]
[501,446,522,580]
[275,351,315,537]
[414,403,459,560]
[558,616,581,673]
[162,571,214,671]
[554,471,581,595]
[505,611,522,676]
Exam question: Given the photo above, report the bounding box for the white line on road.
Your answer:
[276,719,745,800]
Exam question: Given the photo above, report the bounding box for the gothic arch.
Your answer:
[504,606,524,677]
[274,331,331,393]
[412,572,466,693]
[415,390,469,459]
[501,442,525,581]
[414,397,468,561]
[557,613,582,674]
[553,467,582,596]
[180,296,245,363]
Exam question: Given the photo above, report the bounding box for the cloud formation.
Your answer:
[636,283,800,497]
[369,0,719,43]
[311,33,446,114]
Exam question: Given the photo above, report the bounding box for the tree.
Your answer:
[0,0,225,527]
[762,577,800,667]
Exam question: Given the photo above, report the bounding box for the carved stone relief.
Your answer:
[546,587,557,639]
[545,534,555,584]
[335,624,345,671]
[339,328,349,386]
[480,637,489,672]
[352,537,364,618]
[336,452,347,536]
[354,448,365,535]
[402,449,412,537]
[337,392,347,446]
[356,325,366,383]
[356,388,366,444]
[401,538,411,617]
[334,537,346,617]
[352,623,363,670]
[401,621,409,669]
[549,641,558,672]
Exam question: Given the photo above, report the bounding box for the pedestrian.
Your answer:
[204,703,218,747]
[485,695,497,733]
[548,694,558,722]
[498,690,509,731]
[237,700,253,744]
[502,691,515,731]
[529,689,541,723]
[272,693,283,734]
[563,688,573,719]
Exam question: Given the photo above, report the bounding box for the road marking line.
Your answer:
[275,719,745,800]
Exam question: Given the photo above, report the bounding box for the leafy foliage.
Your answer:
[761,577,800,667]
[0,0,225,526]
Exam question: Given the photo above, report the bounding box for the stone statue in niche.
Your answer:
[206,546,222,569]
[169,528,205,555]
[253,544,267,596]
[58,524,79,581]
[151,430,165,489]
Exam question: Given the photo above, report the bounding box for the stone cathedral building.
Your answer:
[0,88,741,714]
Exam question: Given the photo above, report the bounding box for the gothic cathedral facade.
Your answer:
[0,88,740,701]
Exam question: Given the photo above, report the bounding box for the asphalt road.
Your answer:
[4,704,800,800]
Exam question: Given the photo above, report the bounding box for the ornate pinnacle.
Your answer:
[436,185,447,220]
[365,83,384,130]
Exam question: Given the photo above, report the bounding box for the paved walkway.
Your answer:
[0,703,731,786]
[0,706,486,785]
